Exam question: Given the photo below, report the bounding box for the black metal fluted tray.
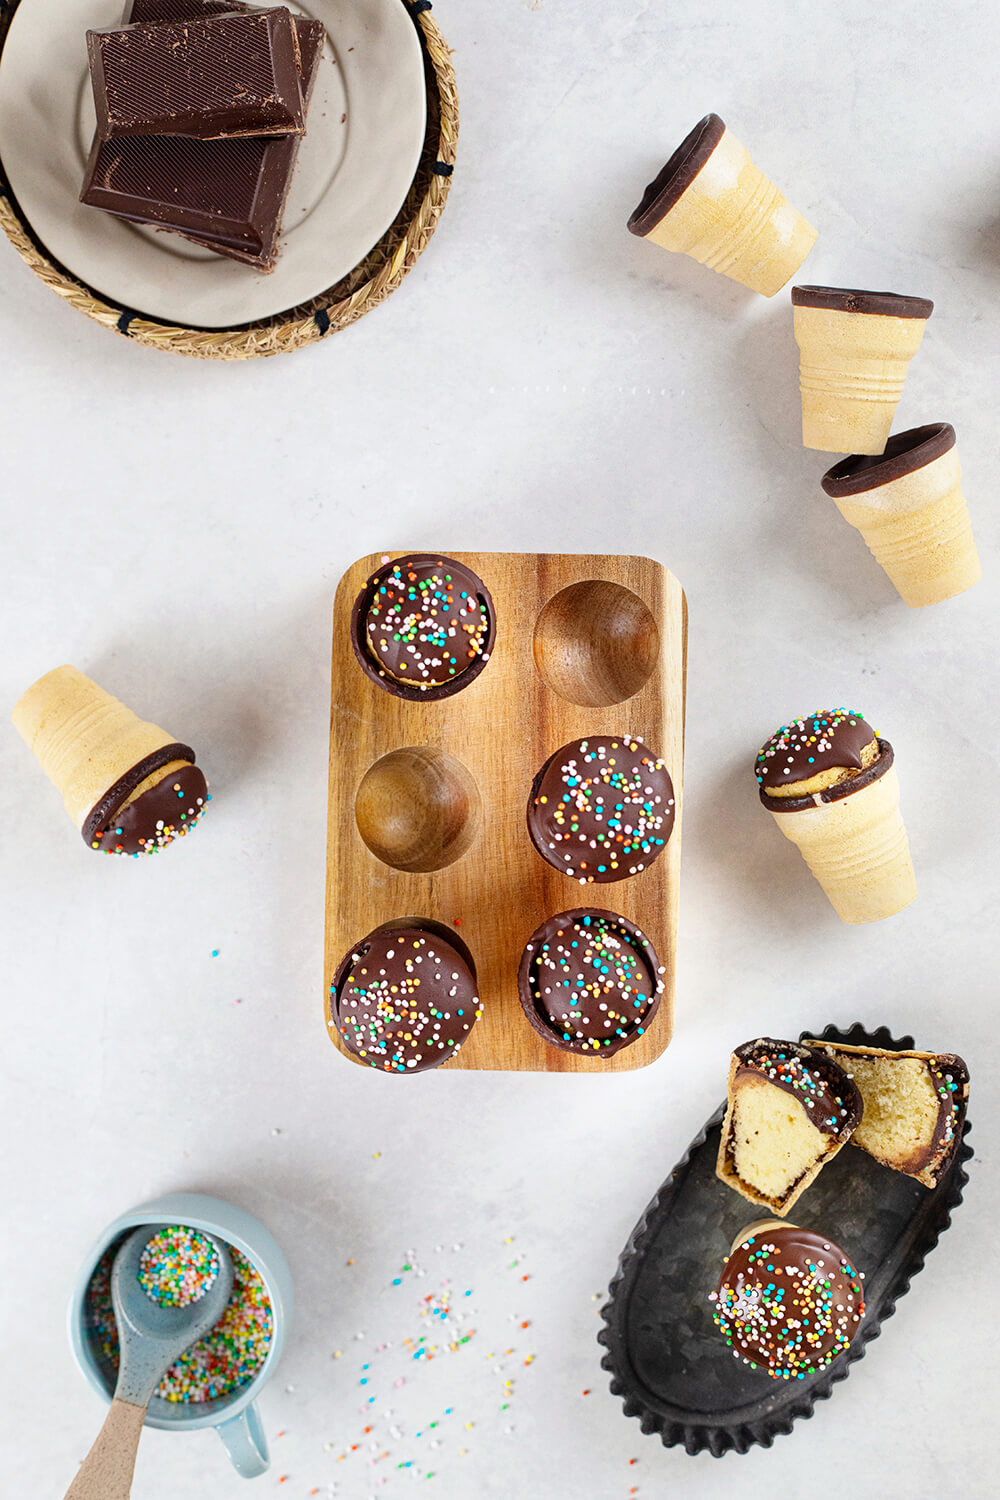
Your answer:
[598,1023,973,1456]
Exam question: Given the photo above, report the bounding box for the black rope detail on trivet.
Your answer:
[432,161,453,176]
[314,308,331,336]
[407,1,433,15]
[117,310,137,336]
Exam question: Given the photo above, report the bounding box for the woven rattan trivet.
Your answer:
[0,0,457,359]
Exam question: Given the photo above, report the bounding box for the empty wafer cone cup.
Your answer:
[767,749,916,924]
[12,665,208,855]
[792,286,933,454]
[628,113,817,297]
[822,424,981,607]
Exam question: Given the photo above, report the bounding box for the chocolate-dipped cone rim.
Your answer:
[627,113,726,236]
[791,285,933,319]
[598,1020,973,1457]
[730,1036,863,1142]
[821,424,956,498]
[516,907,663,1057]
[81,741,195,847]
[760,739,893,814]
[350,553,496,702]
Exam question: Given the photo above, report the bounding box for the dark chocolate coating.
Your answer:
[921,1054,970,1180]
[527,735,675,884]
[87,10,304,141]
[711,1224,865,1380]
[83,743,210,856]
[351,555,495,701]
[730,1038,863,1140]
[627,113,726,236]
[755,708,877,793]
[791,285,933,319]
[821,423,956,499]
[517,909,664,1057]
[331,924,482,1074]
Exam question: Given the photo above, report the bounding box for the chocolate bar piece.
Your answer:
[81,13,324,271]
[87,8,305,140]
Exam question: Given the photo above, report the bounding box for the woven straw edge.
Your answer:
[0,0,457,359]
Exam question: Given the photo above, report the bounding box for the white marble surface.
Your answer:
[2,1,997,1495]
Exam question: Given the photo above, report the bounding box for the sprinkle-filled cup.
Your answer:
[628,114,817,297]
[69,1192,292,1480]
[792,286,933,454]
[821,424,981,607]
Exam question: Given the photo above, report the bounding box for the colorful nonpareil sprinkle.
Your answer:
[710,1227,865,1380]
[87,1241,273,1403]
[529,736,675,884]
[138,1225,220,1308]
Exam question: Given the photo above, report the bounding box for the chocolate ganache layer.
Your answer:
[711,1223,865,1380]
[627,113,726,236]
[331,923,482,1074]
[791,286,934,319]
[821,423,956,499]
[351,555,495,701]
[731,1038,863,1140]
[517,909,664,1057]
[527,735,675,884]
[83,743,209,856]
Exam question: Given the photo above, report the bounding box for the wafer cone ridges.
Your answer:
[793,306,929,454]
[769,762,916,924]
[830,444,981,607]
[12,665,179,828]
[637,124,816,297]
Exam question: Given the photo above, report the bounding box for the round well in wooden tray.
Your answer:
[324,551,688,1074]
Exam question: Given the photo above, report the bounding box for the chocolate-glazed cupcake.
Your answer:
[527,735,675,884]
[351,554,495,700]
[756,708,916,924]
[710,1221,865,1380]
[329,923,482,1074]
[517,909,664,1057]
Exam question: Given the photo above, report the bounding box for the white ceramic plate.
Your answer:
[0,0,427,327]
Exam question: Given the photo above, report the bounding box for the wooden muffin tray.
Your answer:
[323,552,687,1073]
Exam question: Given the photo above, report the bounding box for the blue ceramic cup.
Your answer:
[68,1191,293,1478]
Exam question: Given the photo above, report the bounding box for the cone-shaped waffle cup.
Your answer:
[598,1022,972,1456]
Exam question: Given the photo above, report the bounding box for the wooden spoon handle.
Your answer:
[64,1398,147,1500]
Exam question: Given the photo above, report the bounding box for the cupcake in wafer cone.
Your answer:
[627,113,817,297]
[792,286,933,454]
[822,423,981,607]
[12,665,209,855]
[755,708,916,924]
